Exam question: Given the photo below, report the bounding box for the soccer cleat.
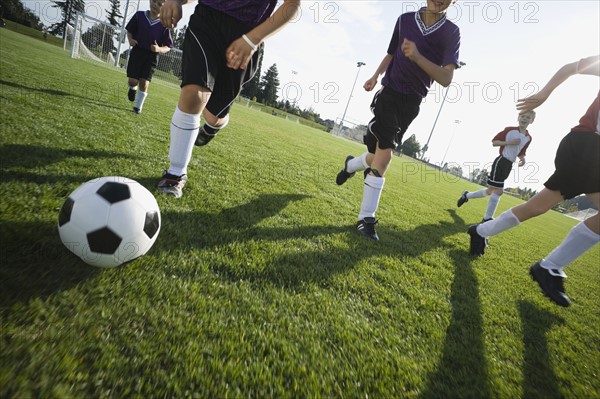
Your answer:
[467,224,486,256]
[357,217,379,241]
[529,262,571,307]
[336,155,355,185]
[457,190,469,207]
[195,126,216,147]
[157,171,188,198]
[128,88,137,101]
[133,107,141,114]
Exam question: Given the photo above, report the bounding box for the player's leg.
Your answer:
[132,78,150,114]
[531,192,600,306]
[483,187,504,221]
[458,157,504,207]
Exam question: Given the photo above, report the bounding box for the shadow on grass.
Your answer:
[0,79,126,112]
[519,300,565,398]
[0,220,99,313]
[420,248,490,398]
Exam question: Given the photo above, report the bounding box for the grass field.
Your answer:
[1,28,599,398]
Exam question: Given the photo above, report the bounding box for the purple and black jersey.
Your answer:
[126,11,173,51]
[199,0,277,26]
[382,9,460,98]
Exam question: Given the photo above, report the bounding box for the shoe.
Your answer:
[133,107,141,114]
[157,171,188,198]
[529,262,571,307]
[128,88,137,101]
[457,190,469,207]
[357,217,379,241]
[467,224,485,256]
[195,126,216,147]
[336,155,355,185]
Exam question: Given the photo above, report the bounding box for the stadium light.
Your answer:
[420,61,466,161]
[339,61,366,129]
[440,119,461,166]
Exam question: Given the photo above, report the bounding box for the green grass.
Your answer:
[1,28,599,398]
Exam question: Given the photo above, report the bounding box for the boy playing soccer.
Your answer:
[156,0,301,198]
[457,111,535,222]
[126,0,173,114]
[335,0,461,240]
[468,55,600,307]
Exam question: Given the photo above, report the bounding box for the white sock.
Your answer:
[540,222,600,275]
[467,189,488,199]
[476,209,520,237]
[168,106,200,176]
[484,194,501,220]
[358,174,385,220]
[129,84,138,90]
[346,153,370,173]
[134,90,148,111]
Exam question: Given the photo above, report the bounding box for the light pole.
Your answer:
[420,61,466,161]
[340,61,366,130]
[440,119,461,166]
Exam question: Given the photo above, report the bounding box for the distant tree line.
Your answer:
[1,0,43,29]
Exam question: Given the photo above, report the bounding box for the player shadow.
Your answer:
[0,220,100,313]
[518,300,565,398]
[0,144,138,184]
[0,80,126,112]
[420,249,491,398]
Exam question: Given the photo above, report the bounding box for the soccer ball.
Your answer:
[58,176,161,268]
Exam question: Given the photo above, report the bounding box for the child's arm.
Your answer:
[150,40,171,54]
[364,54,393,92]
[492,139,520,147]
[401,38,455,87]
[227,0,301,70]
[127,32,137,47]
[517,55,599,113]
[517,156,526,167]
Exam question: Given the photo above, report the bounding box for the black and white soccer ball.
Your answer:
[58,176,161,267]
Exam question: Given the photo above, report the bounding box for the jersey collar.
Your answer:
[415,7,447,35]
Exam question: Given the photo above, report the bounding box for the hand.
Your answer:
[516,90,550,114]
[363,77,378,92]
[518,158,526,167]
[160,0,182,29]
[151,40,159,53]
[225,36,256,70]
[129,39,138,47]
[401,38,420,61]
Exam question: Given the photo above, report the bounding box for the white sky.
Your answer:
[29,0,600,190]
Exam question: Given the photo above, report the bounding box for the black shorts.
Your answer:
[182,3,262,118]
[487,155,513,188]
[544,131,600,199]
[127,46,158,81]
[364,86,421,153]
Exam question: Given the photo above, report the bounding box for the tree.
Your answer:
[241,49,264,100]
[470,168,488,186]
[172,25,186,49]
[48,0,85,38]
[257,63,279,106]
[400,134,421,158]
[1,0,43,29]
[105,0,121,27]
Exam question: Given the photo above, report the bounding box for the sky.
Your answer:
[29,0,600,190]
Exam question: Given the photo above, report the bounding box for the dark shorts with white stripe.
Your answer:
[544,131,600,199]
[487,155,513,188]
[181,3,262,118]
[364,86,421,153]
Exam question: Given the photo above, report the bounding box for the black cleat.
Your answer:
[357,217,379,241]
[133,107,141,114]
[468,224,486,256]
[195,126,216,146]
[128,87,137,102]
[530,262,571,307]
[336,155,355,185]
[457,190,469,207]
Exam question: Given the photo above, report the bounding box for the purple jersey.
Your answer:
[199,0,277,26]
[382,9,460,98]
[126,11,173,51]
